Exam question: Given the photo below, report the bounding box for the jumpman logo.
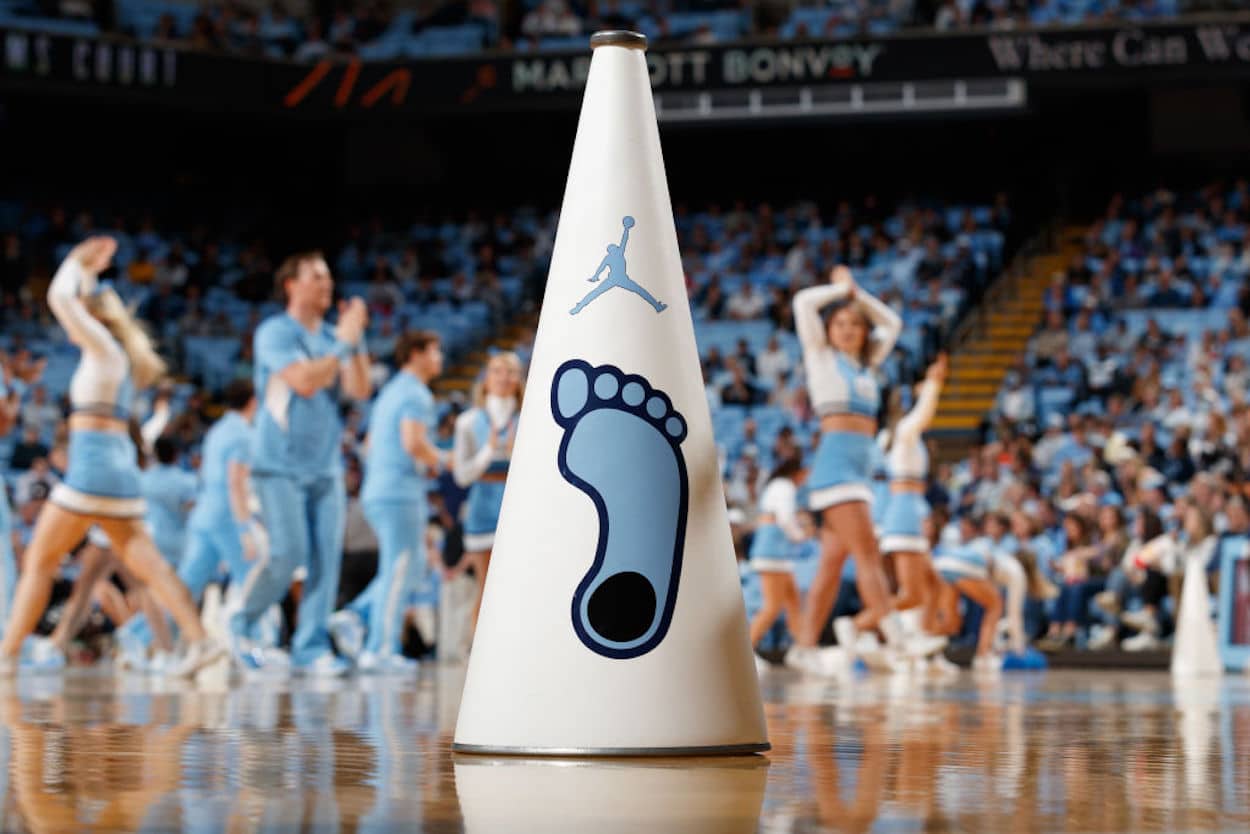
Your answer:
[570,216,668,316]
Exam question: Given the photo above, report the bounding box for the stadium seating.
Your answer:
[0,0,1209,62]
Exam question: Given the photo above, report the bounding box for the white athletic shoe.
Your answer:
[171,638,227,679]
[147,650,175,677]
[834,617,859,660]
[972,653,1003,675]
[820,646,857,676]
[781,646,804,670]
[1087,624,1117,651]
[329,610,365,661]
[299,652,350,678]
[1122,631,1162,652]
[1120,609,1158,634]
[27,637,66,674]
[358,651,420,677]
[905,632,949,659]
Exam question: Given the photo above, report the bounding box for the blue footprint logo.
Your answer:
[552,359,688,659]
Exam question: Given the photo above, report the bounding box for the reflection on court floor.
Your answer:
[0,668,1248,832]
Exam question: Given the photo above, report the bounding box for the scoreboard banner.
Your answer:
[6,17,1250,116]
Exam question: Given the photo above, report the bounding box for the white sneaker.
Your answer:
[27,637,66,674]
[1122,631,1162,652]
[878,613,902,645]
[1088,624,1117,651]
[972,653,1003,675]
[927,654,961,677]
[834,617,859,660]
[357,651,419,677]
[170,638,227,678]
[298,652,350,678]
[1121,609,1158,634]
[814,646,854,677]
[782,646,809,671]
[905,632,949,659]
[147,650,175,676]
[329,610,365,661]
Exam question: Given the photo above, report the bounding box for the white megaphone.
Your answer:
[452,31,768,756]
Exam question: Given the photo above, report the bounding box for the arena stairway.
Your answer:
[932,227,1084,447]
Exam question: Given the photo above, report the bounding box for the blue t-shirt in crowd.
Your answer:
[252,313,343,478]
[189,410,252,529]
[361,371,436,505]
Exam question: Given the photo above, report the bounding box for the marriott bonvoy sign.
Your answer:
[7,19,1250,114]
[508,22,1250,97]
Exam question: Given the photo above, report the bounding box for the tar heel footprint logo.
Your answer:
[570,216,668,315]
[552,359,688,659]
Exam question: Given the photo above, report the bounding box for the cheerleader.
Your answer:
[791,266,903,667]
[0,237,220,676]
[880,354,949,658]
[929,508,1004,673]
[451,352,523,636]
[747,456,809,656]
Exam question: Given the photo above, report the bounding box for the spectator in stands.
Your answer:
[521,0,582,37]
[695,274,726,319]
[14,458,57,507]
[1148,271,1189,308]
[9,425,49,472]
[756,335,792,392]
[1042,349,1087,401]
[997,370,1035,429]
[128,248,156,285]
[1032,309,1068,364]
[20,386,59,433]
[726,281,766,321]
[732,338,756,377]
[263,3,301,55]
[1159,431,1196,485]
[294,18,331,61]
[1038,512,1105,650]
[703,366,721,411]
[722,362,763,406]
[328,8,357,51]
[1086,342,1121,402]
[155,244,189,289]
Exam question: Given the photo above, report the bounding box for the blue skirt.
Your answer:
[807,431,874,511]
[880,492,931,555]
[463,481,506,552]
[51,430,146,519]
[749,523,795,573]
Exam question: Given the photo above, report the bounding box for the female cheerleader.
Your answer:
[451,352,523,636]
[792,266,903,667]
[880,354,949,658]
[747,456,809,658]
[0,237,219,676]
[928,508,1004,673]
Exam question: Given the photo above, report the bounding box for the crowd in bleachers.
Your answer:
[0,0,1202,62]
[957,180,1250,653]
